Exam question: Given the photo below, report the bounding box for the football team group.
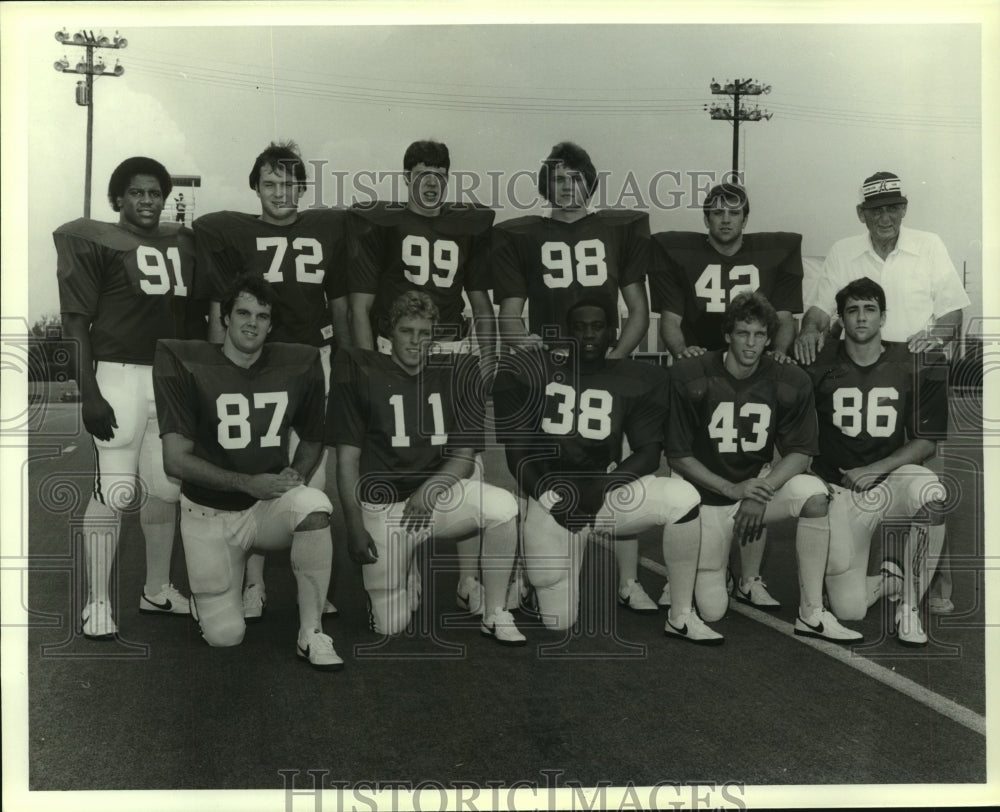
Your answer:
[54,138,969,672]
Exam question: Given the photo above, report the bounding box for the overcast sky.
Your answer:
[3,2,993,330]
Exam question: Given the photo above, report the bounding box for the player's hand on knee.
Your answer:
[245,472,300,500]
[402,487,437,532]
[793,327,824,365]
[728,477,774,504]
[279,466,304,484]
[839,465,881,491]
[732,499,766,546]
[678,345,707,359]
[348,529,379,565]
[82,392,118,441]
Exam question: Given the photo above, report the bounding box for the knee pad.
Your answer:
[695,568,729,622]
[479,484,519,528]
[194,593,245,647]
[367,588,411,636]
[646,478,700,524]
[534,579,578,631]
[284,486,334,527]
[180,512,235,595]
[824,569,868,621]
[826,495,870,578]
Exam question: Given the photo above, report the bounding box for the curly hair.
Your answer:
[107,157,172,212]
[388,290,439,331]
[722,291,778,339]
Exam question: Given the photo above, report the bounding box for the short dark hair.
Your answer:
[248,141,307,191]
[403,140,450,173]
[219,273,278,330]
[836,277,887,319]
[703,183,750,217]
[566,297,616,332]
[722,291,778,339]
[107,157,172,212]
[538,141,598,204]
[388,290,439,330]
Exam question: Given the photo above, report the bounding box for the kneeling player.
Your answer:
[495,299,718,643]
[154,275,341,670]
[667,292,861,642]
[805,278,949,646]
[331,291,523,644]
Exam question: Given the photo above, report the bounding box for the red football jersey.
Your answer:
[492,210,650,338]
[347,202,494,339]
[649,231,803,350]
[193,209,349,346]
[805,340,949,485]
[328,347,486,503]
[153,339,326,511]
[55,219,198,364]
[493,351,669,477]
[667,351,819,505]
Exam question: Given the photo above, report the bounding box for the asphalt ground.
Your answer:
[13,391,991,806]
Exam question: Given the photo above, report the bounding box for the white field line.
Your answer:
[639,556,986,737]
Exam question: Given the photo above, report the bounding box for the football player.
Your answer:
[650,183,802,611]
[493,142,656,612]
[805,278,949,646]
[494,298,718,643]
[194,141,348,620]
[154,275,341,670]
[347,140,497,615]
[56,156,202,639]
[667,292,861,643]
[330,291,523,644]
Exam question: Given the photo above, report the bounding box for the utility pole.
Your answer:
[54,28,127,218]
[705,78,772,177]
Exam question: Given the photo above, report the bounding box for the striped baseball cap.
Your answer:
[859,171,907,209]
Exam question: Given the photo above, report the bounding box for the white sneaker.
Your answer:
[928,596,955,615]
[242,584,266,621]
[139,583,191,615]
[456,576,485,616]
[82,600,117,639]
[880,559,903,602]
[794,608,863,643]
[658,581,671,608]
[296,630,344,671]
[894,603,928,647]
[480,608,526,646]
[617,579,658,614]
[734,576,781,611]
[663,610,724,646]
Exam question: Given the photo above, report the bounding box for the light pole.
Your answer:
[54,28,127,218]
[705,78,772,178]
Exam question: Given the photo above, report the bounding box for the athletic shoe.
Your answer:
[242,584,266,622]
[734,576,781,611]
[663,610,724,646]
[794,608,863,643]
[323,599,338,616]
[480,608,527,646]
[296,630,344,672]
[928,596,955,615]
[81,600,117,639]
[456,576,486,616]
[880,559,904,602]
[617,579,658,614]
[407,569,422,614]
[658,581,671,608]
[894,604,927,647]
[139,583,191,615]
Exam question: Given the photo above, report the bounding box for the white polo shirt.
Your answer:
[809,226,970,342]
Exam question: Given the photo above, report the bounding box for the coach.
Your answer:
[793,171,970,364]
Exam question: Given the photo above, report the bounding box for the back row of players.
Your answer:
[56,140,958,670]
